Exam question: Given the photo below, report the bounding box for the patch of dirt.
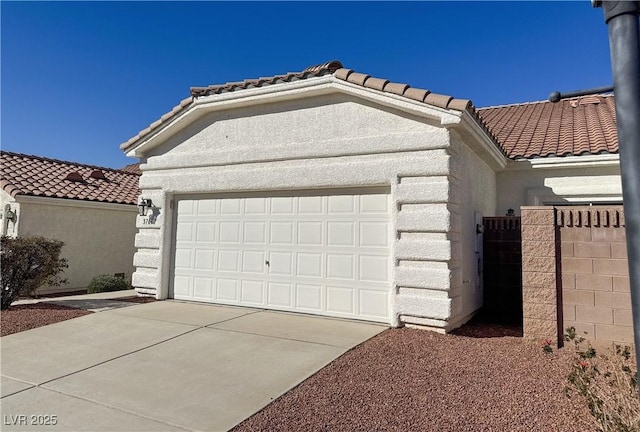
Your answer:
[1,303,92,337]
[232,325,596,432]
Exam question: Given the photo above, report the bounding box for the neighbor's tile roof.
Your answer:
[1,151,140,205]
[120,60,499,153]
[478,95,618,159]
[120,162,142,175]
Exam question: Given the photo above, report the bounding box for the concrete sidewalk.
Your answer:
[0,301,386,431]
[13,290,142,312]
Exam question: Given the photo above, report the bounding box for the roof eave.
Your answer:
[14,195,138,210]
[505,153,621,171]
[450,111,509,171]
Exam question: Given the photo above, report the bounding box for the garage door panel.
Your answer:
[298,196,323,214]
[298,222,323,246]
[359,290,389,318]
[326,254,355,280]
[194,250,215,271]
[244,197,267,214]
[271,197,295,214]
[218,250,239,272]
[268,282,293,307]
[360,222,388,247]
[196,222,216,242]
[297,253,323,278]
[296,284,322,311]
[360,194,389,213]
[172,191,391,323]
[219,222,241,243]
[217,279,239,301]
[269,252,293,276]
[328,195,355,214]
[174,275,191,297]
[176,222,194,241]
[174,249,192,270]
[241,251,266,274]
[193,277,214,298]
[220,199,241,214]
[243,222,266,244]
[360,255,389,282]
[197,199,217,215]
[326,286,355,315]
[270,222,294,245]
[327,222,355,246]
[241,280,265,304]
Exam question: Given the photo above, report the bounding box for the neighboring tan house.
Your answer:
[0,151,141,294]
[120,60,622,332]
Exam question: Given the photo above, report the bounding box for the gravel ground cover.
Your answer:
[233,321,597,432]
[1,303,92,337]
[0,296,155,337]
[1,303,597,430]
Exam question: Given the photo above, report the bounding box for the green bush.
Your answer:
[87,274,130,294]
[1,236,68,310]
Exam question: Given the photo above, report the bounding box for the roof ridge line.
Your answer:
[479,93,615,110]
[0,150,140,176]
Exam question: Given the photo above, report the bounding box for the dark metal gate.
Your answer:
[482,217,522,324]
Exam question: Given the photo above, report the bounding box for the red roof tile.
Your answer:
[1,151,140,205]
[478,95,617,159]
[119,61,618,162]
[120,60,492,152]
[120,163,142,175]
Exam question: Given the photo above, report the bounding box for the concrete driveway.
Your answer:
[0,301,386,431]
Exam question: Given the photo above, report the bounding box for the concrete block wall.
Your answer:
[521,207,559,343]
[557,206,631,347]
[521,205,631,348]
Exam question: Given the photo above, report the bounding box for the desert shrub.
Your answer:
[87,274,130,293]
[1,236,68,310]
[564,327,640,431]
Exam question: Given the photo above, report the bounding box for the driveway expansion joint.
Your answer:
[32,385,191,431]
[205,325,353,350]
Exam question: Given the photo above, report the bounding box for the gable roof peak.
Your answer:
[303,60,343,74]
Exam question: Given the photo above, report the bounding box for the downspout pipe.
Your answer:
[594,1,640,368]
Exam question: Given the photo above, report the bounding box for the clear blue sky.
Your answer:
[2,1,613,169]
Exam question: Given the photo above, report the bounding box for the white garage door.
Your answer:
[171,189,391,323]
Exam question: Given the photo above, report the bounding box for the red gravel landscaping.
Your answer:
[1,303,92,337]
[232,322,597,432]
[0,302,598,430]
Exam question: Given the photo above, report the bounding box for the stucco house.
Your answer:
[120,60,621,332]
[0,151,141,294]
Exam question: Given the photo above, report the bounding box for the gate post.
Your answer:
[521,207,560,345]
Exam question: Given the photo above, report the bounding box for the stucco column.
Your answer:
[521,206,559,344]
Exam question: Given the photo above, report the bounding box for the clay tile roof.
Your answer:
[118,60,498,154]
[121,163,142,175]
[477,94,617,159]
[1,151,140,205]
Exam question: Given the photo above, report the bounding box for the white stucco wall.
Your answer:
[129,86,504,330]
[497,156,622,213]
[449,134,497,327]
[15,197,138,293]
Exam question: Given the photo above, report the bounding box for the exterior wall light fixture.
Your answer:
[506,208,515,217]
[2,205,17,223]
[138,197,153,216]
